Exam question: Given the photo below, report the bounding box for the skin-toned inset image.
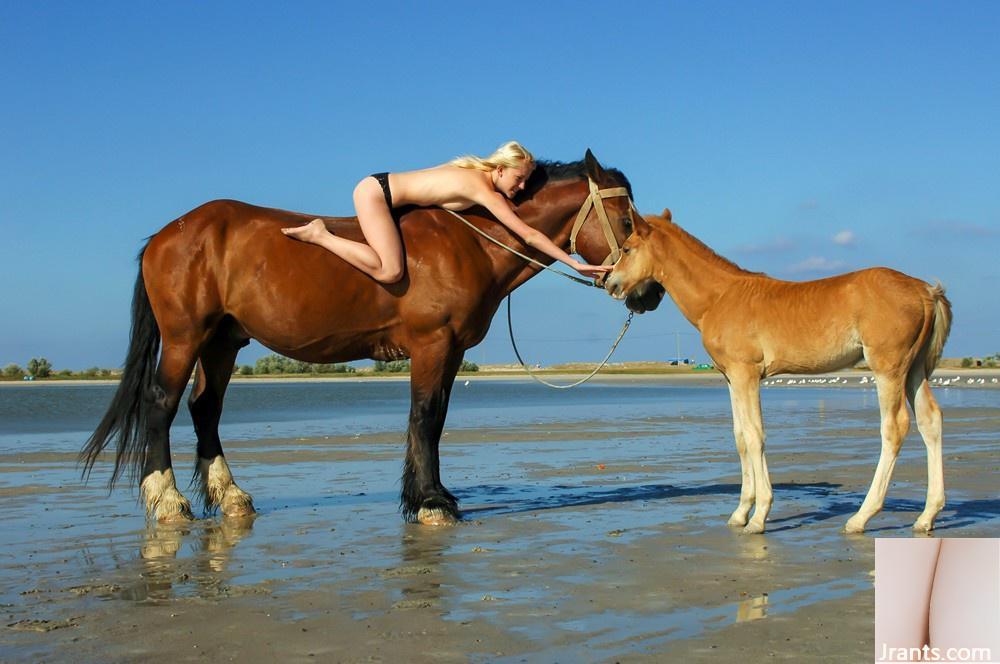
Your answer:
[875,538,999,662]
[281,141,612,283]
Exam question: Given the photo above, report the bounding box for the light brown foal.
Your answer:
[605,211,952,534]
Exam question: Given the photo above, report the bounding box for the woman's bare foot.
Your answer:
[281,218,330,243]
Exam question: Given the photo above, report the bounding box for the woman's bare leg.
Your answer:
[281,177,404,283]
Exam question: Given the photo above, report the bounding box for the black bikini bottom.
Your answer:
[370,172,393,209]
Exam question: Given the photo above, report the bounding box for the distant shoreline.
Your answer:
[3,367,999,388]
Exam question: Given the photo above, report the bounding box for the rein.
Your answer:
[443,178,636,388]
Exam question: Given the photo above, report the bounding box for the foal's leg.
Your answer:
[726,382,756,528]
[845,370,910,533]
[729,369,772,534]
[140,342,197,522]
[906,370,945,532]
[189,334,254,517]
[402,341,463,526]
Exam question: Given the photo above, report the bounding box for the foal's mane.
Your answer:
[655,215,764,277]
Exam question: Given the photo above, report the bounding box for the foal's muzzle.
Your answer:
[623,280,665,313]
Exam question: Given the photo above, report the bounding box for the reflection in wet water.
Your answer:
[736,594,769,622]
[125,517,257,601]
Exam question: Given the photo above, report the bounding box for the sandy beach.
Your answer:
[1,378,998,662]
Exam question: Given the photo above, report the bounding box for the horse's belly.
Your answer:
[763,328,863,374]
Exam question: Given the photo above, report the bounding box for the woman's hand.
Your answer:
[572,261,613,279]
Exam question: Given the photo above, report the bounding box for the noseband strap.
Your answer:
[569,179,635,266]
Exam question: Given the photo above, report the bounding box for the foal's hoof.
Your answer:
[742,522,766,535]
[417,506,458,526]
[843,516,866,534]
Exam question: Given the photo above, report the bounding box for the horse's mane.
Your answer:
[521,159,633,201]
[654,215,764,277]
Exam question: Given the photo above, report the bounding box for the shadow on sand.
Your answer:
[458,482,1000,533]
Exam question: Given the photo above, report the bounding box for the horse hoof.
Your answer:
[742,522,765,535]
[843,517,866,534]
[912,519,934,533]
[221,488,256,517]
[417,506,458,526]
[157,508,194,524]
[727,515,749,528]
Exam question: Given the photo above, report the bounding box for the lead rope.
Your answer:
[507,294,633,389]
[441,207,633,389]
[442,209,597,288]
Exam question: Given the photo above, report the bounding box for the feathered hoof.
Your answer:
[155,496,194,523]
[220,487,256,517]
[417,506,458,526]
[742,521,766,535]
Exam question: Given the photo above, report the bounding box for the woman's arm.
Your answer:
[875,538,942,660]
[476,191,611,278]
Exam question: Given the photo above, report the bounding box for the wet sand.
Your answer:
[2,386,998,662]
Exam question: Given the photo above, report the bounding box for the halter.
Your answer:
[569,178,637,267]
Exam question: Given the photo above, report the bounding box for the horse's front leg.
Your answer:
[401,342,463,526]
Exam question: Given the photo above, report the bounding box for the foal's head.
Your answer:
[604,210,669,313]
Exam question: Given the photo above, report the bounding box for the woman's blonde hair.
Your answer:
[450,141,535,172]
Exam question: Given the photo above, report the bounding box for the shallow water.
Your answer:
[1,380,998,662]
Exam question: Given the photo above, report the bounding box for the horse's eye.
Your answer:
[622,247,631,255]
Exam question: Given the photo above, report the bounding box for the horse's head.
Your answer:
[568,150,638,287]
[604,209,669,313]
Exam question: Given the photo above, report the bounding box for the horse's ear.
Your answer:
[661,208,672,222]
[635,214,653,238]
[584,148,606,181]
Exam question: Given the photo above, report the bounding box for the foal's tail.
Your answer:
[80,245,160,487]
[924,282,952,377]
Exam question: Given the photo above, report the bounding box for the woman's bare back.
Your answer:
[390,165,491,210]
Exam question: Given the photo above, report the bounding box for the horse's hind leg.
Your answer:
[845,366,910,533]
[189,328,254,517]
[906,369,944,532]
[141,342,198,522]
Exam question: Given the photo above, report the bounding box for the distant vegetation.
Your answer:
[243,354,357,375]
[370,359,479,374]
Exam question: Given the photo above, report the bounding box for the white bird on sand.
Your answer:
[992,378,998,384]
[860,376,869,384]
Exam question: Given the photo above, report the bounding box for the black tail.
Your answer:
[80,246,160,487]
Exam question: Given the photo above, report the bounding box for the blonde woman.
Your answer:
[281,141,612,283]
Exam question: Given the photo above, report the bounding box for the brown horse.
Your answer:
[81,151,636,526]
[605,211,952,534]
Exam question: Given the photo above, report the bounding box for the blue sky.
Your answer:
[2,2,998,369]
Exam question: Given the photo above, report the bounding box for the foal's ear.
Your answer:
[661,208,672,222]
[584,149,606,181]
[635,214,653,238]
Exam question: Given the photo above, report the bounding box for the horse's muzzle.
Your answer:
[624,280,665,313]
